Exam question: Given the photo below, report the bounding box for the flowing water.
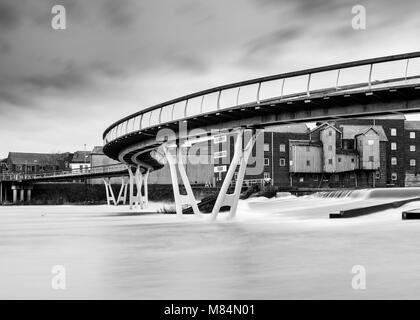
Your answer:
[2,189,420,299]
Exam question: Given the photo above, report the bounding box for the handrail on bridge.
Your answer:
[0,163,128,182]
[103,51,420,144]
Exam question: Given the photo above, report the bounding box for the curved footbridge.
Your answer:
[100,52,420,219]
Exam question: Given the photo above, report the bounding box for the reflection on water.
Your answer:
[2,197,420,299]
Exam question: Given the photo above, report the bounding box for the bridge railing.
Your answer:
[103,52,420,145]
[0,163,128,181]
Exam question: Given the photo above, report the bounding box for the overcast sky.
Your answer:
[0,0,420,158]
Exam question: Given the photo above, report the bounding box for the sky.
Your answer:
[0,0,420,158]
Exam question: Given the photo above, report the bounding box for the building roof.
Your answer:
[7,152,68,165]
[339,125,388,141]
[310,122,342,134]
[71,151,91,163]
[289,140,323,147]
[266,123,308,134]
[405,121,420,130]
[91,146,104,155]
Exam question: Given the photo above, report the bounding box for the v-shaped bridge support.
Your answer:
[162,144,202,216]
[128,165,150,210]
[104,177,128,206]
[163,128,258,220]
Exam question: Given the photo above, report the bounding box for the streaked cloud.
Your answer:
[0,0,419,157]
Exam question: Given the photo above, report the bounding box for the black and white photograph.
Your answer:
[1,0,420,307]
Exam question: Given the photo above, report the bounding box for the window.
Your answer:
[338,157,342,163]
[214,165,227,173]
[410,145,416,152]
[351,158,355,163]
[328,145,332,151]
[214,135,226,144]
[279,158,286,166]
[369,156,374,162]
[391,128,397,136]
[263,172,270,179]
[391,173,397,181]
[264,143,270,152]
[328,159,333,165]
[410,159,416,166]
[306,160,310,166]
[410,132,416,139]
[368,140,374,146]
[328,130,332,136]
[279,144,286,152]
[264,158,270,166]
[391,142,397,150]
[214,150,227,158]
[391,157,397,165]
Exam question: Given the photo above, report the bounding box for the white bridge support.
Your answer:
[104,177,128,206]
[211,129,259,220]
[128,165,150,210]
[163,144,202,216]
[162,128,258,220]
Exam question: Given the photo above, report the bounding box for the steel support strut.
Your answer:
[128,165,149,210]
[162,144,202,216]
[104,177,128,206]
[211,129,259,220]
[116,177,128,205]
[104,178,116,205]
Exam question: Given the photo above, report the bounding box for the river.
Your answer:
[2,192,420,299]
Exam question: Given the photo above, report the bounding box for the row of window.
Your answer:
[390,128,416,139]
[262,139,417,153]
[390,143,417,151]
[391,157,417,166]
[264,143,286,152]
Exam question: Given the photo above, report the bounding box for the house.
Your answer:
[70,151,91,172]
[290,122,388,188]
[4,152,72,174]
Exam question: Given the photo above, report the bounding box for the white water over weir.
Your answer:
[313,188,420,200]
[313,190,356,198]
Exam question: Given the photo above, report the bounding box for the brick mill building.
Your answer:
[213,116,420,189]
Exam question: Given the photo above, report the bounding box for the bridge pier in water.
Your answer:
[7,184,33,204]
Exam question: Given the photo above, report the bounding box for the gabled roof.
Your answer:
[91,146,104,155]
[7,152,67,165]
[354,127,379,137]
[310,122,341,134]
[71,151,91,163]
[340,125,388,141]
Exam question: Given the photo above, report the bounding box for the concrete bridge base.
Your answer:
[0,183,33,204]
